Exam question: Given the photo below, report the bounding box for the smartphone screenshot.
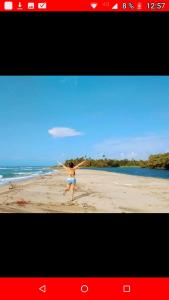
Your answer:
[0,1,169,299]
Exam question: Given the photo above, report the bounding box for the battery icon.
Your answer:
[137,2,142,9]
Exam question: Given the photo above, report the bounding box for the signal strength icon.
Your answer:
[112,3,118,9]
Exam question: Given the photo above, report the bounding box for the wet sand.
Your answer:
[0,169,169,213]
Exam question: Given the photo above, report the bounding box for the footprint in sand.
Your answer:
[63,201,78,206]
[82,203,89,208]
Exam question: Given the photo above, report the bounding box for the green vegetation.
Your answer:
[61,153,169,170]
[147,153,169,169]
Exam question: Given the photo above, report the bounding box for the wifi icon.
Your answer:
[90,2,98,8]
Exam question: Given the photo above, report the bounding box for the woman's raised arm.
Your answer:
[74,160,86,169]
[57,161,68,170]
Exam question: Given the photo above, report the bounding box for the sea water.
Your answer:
[86,167,169,179]
[0,166,56,185]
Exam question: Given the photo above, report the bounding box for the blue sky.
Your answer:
[0,76,169,166]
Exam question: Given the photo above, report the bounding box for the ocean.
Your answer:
[0,166,56,186]
[86,167,169,179]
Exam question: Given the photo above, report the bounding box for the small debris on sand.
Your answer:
[16,199,29,206]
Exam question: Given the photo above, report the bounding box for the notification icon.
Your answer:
[18,2,23,9]
[28,2,35,9]
[38,2,47,9]
[4,1,13,10]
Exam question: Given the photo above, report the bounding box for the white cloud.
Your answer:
[48,127,83,138]
[94,134,169,159]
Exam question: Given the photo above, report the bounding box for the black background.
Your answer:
[1,214,169,276]
[0,12,169,75]
[0,12,169,277]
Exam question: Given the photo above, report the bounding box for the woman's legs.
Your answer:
[64,181,76,200]
[70,184,76,201]
[65,184,71,193]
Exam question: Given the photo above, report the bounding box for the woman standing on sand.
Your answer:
[57,160,86,201]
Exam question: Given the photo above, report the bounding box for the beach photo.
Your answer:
[0,76,169,213]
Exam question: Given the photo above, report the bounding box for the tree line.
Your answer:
[61,153,169,170]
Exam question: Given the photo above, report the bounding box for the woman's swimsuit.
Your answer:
[66,177,76,184]
[66,169,76,184]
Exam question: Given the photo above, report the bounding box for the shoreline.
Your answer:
[0,170,57,187]
[1,165,169,188]
[0,169,169,213]
[81,167,169,180]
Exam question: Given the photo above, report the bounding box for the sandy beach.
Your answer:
[0,169,169,213]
